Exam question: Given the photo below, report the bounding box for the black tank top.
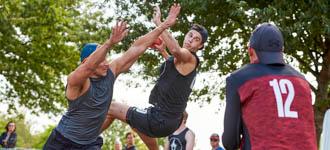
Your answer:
[149,53,199,114]
[167,128,190,150]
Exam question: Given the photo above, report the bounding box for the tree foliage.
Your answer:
[107,0,330,138]
[31,125,55,148]
[0,0,115,114]
[1,0,329,144]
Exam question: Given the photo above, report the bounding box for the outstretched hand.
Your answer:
[108,21,128,45]
[162,3,181,28]
[153,5,162,26]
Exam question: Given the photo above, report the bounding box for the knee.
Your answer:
[105,113,115,120]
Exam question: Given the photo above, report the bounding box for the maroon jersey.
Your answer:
[222,63,317,150]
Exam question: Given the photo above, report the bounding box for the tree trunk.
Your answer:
[315,37,330,142]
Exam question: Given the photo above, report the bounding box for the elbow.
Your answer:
[222,134,240,150]
[169,48,180,56]
[223,143,239,150]
[222,142,237,150]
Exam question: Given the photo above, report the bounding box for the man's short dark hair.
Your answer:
[125,132,134,138]
[190,24,208,50]
[190,24,208,44]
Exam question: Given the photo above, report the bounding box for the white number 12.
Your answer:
[269,79,298,118]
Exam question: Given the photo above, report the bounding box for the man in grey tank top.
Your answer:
[43,6,180,149]
[101,4,208,150]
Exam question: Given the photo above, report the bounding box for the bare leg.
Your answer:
[107,102,159,150]
[101,113,116,132]
[108,101,130,122]
[133,128,159,150]
[101,101,129,132]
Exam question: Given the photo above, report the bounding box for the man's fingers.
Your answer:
[170,3,180,17]
[115,21,120,31]
[123,21,128,31]
[123,29,129,37]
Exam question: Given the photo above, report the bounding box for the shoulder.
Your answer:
[226,63,294,86]
[185,129,195,140]
[228,64,260,79]
[226,64,257,85]
[186,128,195,136]
[284,64,306,79]
[179,48,198,62]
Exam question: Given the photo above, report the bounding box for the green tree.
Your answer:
[0,1,166,148]
[106,0,330,140]
[0,0,113,114]
[1,0,329,146]
[31,125,55,148]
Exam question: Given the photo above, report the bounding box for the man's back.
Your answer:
[224,63,317,149]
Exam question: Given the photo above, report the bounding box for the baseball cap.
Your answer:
[249,23,284,64]
[190,24,208,44]
[80,43,98,62]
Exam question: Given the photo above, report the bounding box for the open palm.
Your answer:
[163,3,181,28]
[153,6,162,26]
[109,21,128,44]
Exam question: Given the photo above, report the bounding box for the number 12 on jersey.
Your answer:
[269,79,298,118]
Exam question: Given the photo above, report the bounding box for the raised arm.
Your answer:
[66,21,128,99]
[153,5,193,63]
[109,3,181,77]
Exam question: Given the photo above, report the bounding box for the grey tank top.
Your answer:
[56,69,115,145]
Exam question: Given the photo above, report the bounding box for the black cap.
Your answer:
[249,23,284,64]
[190,24,208,44]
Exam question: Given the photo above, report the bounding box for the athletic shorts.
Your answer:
[43,129,103,150]
[126,106,182,137]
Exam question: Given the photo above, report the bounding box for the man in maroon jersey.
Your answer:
[222,23,317,150]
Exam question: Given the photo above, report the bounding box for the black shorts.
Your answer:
[43,129,103,150]
[126,107,183,137]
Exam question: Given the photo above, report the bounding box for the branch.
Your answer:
[309,47,319,73]
[309,82,317,93]
[291,52,318,77]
